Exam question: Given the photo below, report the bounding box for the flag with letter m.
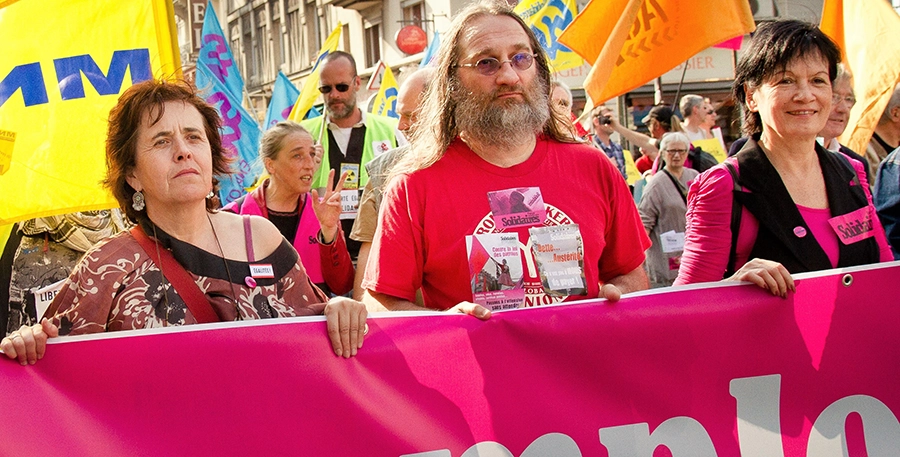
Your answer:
[0,0,181,224]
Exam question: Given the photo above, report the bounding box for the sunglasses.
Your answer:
[318,83,350,94]
[459,52,536,76]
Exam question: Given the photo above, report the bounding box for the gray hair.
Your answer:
[834,63,853,88]
[550,80,573,104]
[679,94,705,118]
[881,83,900,124]
[659,132,692,152]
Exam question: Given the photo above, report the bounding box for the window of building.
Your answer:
[364,23,381,68]
[304,0,320,69]
[254,7,269,84]
[402,2,425,29]
[229,22,243,82]
[242,14,256,84]
[286,0,304,73]
[271,4,283,71]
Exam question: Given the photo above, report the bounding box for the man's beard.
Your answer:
[452,78,550,148]
[328,97,357,120]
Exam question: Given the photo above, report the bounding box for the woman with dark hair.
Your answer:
[223,121,354,296]
[674,20,892,294]
[1,79,368,365]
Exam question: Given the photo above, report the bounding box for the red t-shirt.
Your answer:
[635,155,652,174]
[364,136,651,310]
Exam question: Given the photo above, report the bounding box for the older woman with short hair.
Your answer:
[639,132,699,288]
[1,79,368,365]
[674,20,892,295]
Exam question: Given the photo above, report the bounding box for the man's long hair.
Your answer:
[391,1,575,180]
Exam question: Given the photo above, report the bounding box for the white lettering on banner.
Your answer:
[599,417,717,456]
[807,395,900,455]
[730,374,785,457]
[402,433,581,457]
[405,374,900,456]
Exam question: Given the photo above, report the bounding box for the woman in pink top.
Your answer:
[224,122,354,296]
[674,20,892,296]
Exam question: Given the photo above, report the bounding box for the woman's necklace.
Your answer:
[208,212,242,320]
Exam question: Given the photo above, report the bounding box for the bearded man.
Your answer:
[362,1,650,318]
[299,51,402,259]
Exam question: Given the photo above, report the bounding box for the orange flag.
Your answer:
[821,0,900,154]
[558,0,755,105]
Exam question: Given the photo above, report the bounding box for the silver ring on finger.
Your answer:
[363,323,369,336]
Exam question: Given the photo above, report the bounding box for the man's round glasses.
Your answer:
[318,83,350,94]
[459,52,536,76]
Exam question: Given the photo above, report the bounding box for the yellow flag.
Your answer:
[371,63,400,118]
[514,0,583,72]
[558,0,755,105]
[0,0,181,224]
[289,23,342,122]
[821,0,900,154]
[623,150,641,186]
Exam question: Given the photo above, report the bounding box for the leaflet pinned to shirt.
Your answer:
[339,163,361,220]
[659,230,685,253]
[465,233,525,311]
[529,224,587,297]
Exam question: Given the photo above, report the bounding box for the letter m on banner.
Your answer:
[55,50,153,101]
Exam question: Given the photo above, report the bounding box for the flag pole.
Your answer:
[672,61,690,116]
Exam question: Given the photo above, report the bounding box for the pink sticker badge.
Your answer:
[793,226,807,238]
[487,187,546,229]
[827,206,875,245]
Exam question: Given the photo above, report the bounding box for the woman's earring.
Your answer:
[207,191,215,199]
[132,191,145,211]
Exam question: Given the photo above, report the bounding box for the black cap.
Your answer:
[641,105,676,127]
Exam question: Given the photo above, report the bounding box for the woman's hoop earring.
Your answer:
[132,191,145,211]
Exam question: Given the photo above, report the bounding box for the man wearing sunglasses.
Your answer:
[299,51,402,260]
[362,2,650,318]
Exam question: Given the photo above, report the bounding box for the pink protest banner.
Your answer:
[1,263,899,456]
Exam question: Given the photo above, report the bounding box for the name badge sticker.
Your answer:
[249,264,275,278]
[827,206,875,245]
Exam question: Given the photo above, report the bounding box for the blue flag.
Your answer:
[195,64,262,205]
[419,32,440,68]
[198,1,245,102]
[264,72,301,130]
